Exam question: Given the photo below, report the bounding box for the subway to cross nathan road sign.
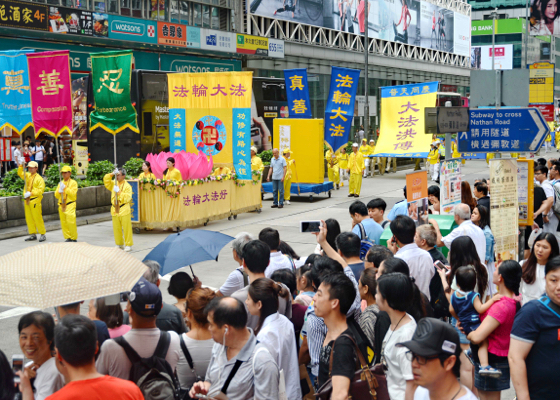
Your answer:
[458,108,549,153]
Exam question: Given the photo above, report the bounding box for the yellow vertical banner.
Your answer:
[373,81,438,158]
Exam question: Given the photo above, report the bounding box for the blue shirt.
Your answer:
[270,156,287,180]
[352,218,384,245]
[451,291,480,335]
[387,200,408,221]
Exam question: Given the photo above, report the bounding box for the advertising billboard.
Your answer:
[48,6,108,37]
[248,0,470,56]
[470,44,513,70]
[529,0,560,35]
[108,15,157,44]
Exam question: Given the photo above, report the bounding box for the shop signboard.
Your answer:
[159,54,241,72]
[108,15,157,44]
[47,6,108,37]
[236,33,268,56]
[471,19,524,35]
[199,28,236,52]
[529,62,554,106]
[471,44,513,70]
[187,26,201,48]
[157,21,187,47]
[0,0,48,31]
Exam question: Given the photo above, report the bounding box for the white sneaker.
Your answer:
[285,201,291,205]
[124,246,132,252]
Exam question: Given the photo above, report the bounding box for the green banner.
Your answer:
[90,50,139,134]
[471,19,525,36]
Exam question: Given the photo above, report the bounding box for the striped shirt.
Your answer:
[359,304,380,348]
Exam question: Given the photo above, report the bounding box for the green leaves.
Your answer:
[123,158,144,179]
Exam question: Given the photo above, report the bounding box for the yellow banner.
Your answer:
[373,82,438,158]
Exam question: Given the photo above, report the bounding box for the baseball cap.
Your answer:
[28,161,38,168]
[251,146,258,153]
[128,277,162,317]
[352,143,359,147]
[397,318,460,358]
[282,148,291,154]
[61,166,72,173]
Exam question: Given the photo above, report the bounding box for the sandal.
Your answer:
[479,365,502,378]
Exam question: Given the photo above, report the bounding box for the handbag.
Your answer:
[315,334,389,400]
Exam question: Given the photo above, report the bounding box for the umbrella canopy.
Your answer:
[0,243,147,309]
[143,229,234,275]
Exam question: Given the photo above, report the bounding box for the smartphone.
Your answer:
[12,354,23,383]
[434,260,449,271]
[300,221,322,233]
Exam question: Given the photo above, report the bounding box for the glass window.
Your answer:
[76,0,88,8]
[94,0,106,12]
[147,0,165,19]
[211,6,219,29]
[61,0,73,6]
[193,3,201,26]
[131,0,141,17]
[202,4,210,28]
[47,0,61,4]
[107,0,119,13]
[121,0,131,14]
[180,1,190,24]
[171,0,189,24]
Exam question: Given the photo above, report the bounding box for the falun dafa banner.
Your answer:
[373,81,438,158]
[0,50,34,134]
[90,50,139,135]
[168,71,253,180]
[284,68,312,118]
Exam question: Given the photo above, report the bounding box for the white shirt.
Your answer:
[443,220,487,266]
[414,385,478,400]
[96,328,181,380]
[542,180,559,233]
[14,148,24,165]
[32,145,44,161]
[383,314,417,400]
[265,251,293,278]
[219,267,247,296]
[520,260,547,305]
[257,313,302,400]
[32,357,64,400]
[395,243,435,300]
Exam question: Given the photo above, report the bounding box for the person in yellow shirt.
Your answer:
[338,147,349,186]
[55,166,78,242]
[163,157,182,182]
[251,146,264,172]
[325,148,340,189]
[18,161,46,242]
[348,143,365,197]
[104,169,134,252]
[427,142,440,182]
[451,139,461,159]
[212,166,231,176]
[359,138,370,178]
[544,133,552,153]
[368,139,376,176]
[137,161,156,180]
[283,148,296,204]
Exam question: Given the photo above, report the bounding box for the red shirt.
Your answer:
[46,375,143,400]
[481,297,518,357]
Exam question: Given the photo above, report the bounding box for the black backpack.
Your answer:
[115,331,180,400]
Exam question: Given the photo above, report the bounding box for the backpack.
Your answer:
[357,223,374,261]
[552,182,560,217]
[115,331,180,400]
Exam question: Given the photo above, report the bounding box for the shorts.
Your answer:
[472,346,510,392]
[450,317,469,345]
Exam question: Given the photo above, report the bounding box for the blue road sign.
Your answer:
[458,108,549,153]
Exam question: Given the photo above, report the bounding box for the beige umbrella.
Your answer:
[0,243,147,309]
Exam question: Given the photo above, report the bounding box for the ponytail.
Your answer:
[248,278,285,334]
[498,260,522,296]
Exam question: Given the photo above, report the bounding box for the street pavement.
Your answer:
[0,159,516,398]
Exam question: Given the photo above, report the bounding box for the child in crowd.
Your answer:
[294,263,315,307]
[449,266,503,377]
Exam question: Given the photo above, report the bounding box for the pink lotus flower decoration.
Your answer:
[146,151,214,180]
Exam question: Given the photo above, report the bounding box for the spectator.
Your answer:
[415,224,448,264]
[387,186,408,221]
[387,215,434,300]
[536,157,547,166]
[376,273,417,400]
[428,185,441,215]
[349,200,384,245]
[231,240,292,330]
[461,181,477,213]
[13,142,23,167]
[474,182,490,213]
[315,273,370,394]
[189,297,280,399]
[431,203,487,265]
[16,312,64,400]
[217,232,254,297]
[124,260,187,334]
[524,179,547,259]
[466,261,522,399]
[315,218,341,255]
[278,241,303,269]
[509,255,560,400]
[294,262,315,306]
[398,318,477,400]
[177,288,216,393]
[358,268,380,349]
[520,232,559,305]
[247,278,301,400]
[57,302,110,350]
[335,232,365,280]
[167,272,194,323]
[364,245,393,271]
[96,277,182,379]
[30,139,45,176]
[89,297,131,339]
[259,228,293,277]
[40,315,143,400]
[0,349,16,400]
[367,198,389,228]
[271,268,307,348]
[534,165,557,238]
[266,148,287,209]
[472,205,496,296]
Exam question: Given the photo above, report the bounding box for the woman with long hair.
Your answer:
[358,268,379,349]
[89,297,131,339]
[428,185,441,214]
[246,278,301,400]
[0,350,16,400]
[163,156,182,182]
[520,232,559,304]
[315,218,341,254]
[461,181,477,213]
[137,160,155,180]
[472,204,496,296]
[531,0,560,35]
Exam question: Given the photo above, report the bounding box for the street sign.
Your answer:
[458,108,549,153]
[425,107,470,134]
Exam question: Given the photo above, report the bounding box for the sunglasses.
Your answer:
[405,351,440,365]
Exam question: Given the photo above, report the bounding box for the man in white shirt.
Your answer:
[543,163,560,238]
[259,227,293,277]
[534,165,557,236]
[387,215,434,300]
[397,318,477,400]
[216,232,254,297]
[96,277,181,379]
[30,139,45,176]
[431,203,486,264]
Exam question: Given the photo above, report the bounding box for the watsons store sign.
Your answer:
[108,15,157,44]
[160,54,241,73]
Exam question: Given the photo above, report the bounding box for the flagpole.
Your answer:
[20,132,26,201]
[55,136,65,210]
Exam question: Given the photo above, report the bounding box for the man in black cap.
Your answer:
[397,318,477,400]
[96,277,181,379]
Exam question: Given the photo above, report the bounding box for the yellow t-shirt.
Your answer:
[348,152,365,174]
[451,142,461,158]
[212,167,231,176]
[338,153,349,169]
[427,148,439,164]
[138,172,156,180]
[163,167,182,182]
[359,145,369,157]
[325,150,338,169]
[368,145,375,155]
[251,156,264,172]
[55,178,78,206]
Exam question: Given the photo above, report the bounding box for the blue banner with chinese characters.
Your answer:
[169,108,186,153]
[128,180,140,222]
[0,50,34,134]
[284,68,312,118]
[324,66,361,152]
[232,108,252,180]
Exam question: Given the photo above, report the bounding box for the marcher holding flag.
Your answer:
[427,142,440,182]
[338,147,349,186]
[283,148,295,204]
[18,161,46,242]
[104,168,133,252]
[55,166,78,242]
[348,143,365,197]
[325,148,340,189]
